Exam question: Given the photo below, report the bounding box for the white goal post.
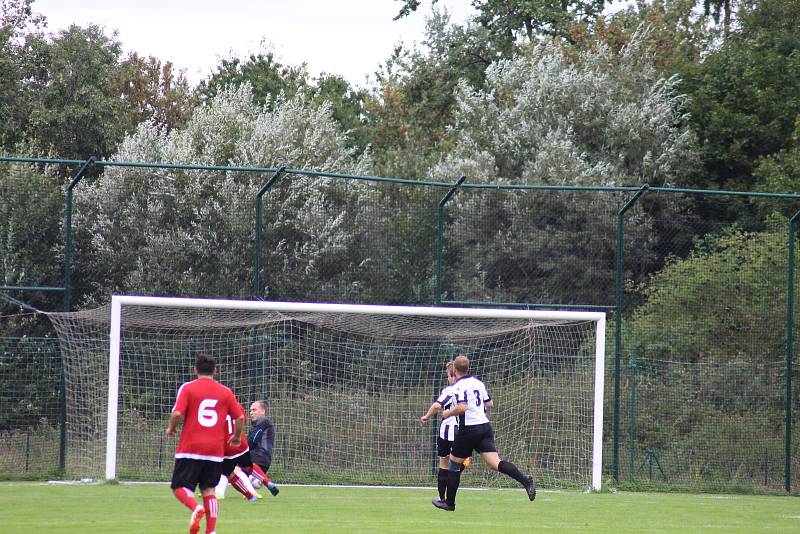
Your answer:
[105,295,606,489]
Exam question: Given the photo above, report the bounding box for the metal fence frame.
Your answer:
[2,155,800,489]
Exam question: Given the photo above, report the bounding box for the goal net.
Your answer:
[47,296,605,490]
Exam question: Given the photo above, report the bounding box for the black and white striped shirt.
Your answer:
[435,384,459,441]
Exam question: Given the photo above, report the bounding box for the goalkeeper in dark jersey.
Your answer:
[248,400,280,496]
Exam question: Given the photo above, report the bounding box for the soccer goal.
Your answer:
[47,295,606,490]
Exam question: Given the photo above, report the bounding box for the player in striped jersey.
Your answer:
[166,353,245,534]
[420,361,470,502]
[433,355,536,512]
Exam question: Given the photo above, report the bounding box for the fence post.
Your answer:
[614,183,649,482]
[253,167,286,299]
[628,349,637,483]
[63,157,95,312]
[60,156,95,475]
[785,209,800,492]
[435,176,467,305]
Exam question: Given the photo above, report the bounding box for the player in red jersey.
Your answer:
[217,406,265,501]
[166,353,245,534]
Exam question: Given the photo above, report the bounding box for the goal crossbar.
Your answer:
[106,295,606,489]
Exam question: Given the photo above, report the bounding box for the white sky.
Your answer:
[31,0,479,87]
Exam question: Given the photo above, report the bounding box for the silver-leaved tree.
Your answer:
[77,83,372,303]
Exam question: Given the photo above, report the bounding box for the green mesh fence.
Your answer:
[0,337,62,479]
[2,157,800,493]
[616,356,795,493]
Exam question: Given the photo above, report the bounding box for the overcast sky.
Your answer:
[31,0,479,86]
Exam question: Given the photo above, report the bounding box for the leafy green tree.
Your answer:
[195,51,308,108]
[310,73,369,152]
[754,117,800,198]
[625,217,789,364]
[367,10,501,178]
[0,0,45,151]
[24,24,129,160]
[196,52,369,152]
[682,0,800,193]
[433,27,698,186]
[395,0,607,42]
[573,0,710,76]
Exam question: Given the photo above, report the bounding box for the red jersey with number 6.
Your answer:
[172,378,244,461]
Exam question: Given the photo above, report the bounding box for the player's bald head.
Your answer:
[453,355,469,375]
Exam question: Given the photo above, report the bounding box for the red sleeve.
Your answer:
[229,392,244,419]
[172,382,189,414]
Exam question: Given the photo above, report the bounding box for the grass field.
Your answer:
[1,482,798,533]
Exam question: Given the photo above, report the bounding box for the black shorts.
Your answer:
[221,450,254,477]
[451,423,497,459]
[437,436,454,458]
[170,458,223,491]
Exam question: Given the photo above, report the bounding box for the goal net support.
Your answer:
[47,296,606,490]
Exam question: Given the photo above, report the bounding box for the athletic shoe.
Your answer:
[267,484,279,496]
[432,498,455,511]
[524,477,537,501]
[245,495,258,502]
[189,506,205,534]
[462,457,471,470]
[255,492,263,499]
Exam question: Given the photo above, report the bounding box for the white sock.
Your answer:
[215,475,228,497]
[237,469,257,493]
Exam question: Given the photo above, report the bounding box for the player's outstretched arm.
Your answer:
[420,402,442,424]
[165,411,183,436]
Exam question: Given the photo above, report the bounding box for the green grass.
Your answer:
[1,482,799,533]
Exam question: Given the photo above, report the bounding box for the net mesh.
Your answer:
[47,302,600,488]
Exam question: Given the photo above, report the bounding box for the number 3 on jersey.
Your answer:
[198,398,219,427]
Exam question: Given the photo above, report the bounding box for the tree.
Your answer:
[625,217,790,364]
[682,0,800,193]
[395,0,608,43]
[75,84,372,304]
[196,52,369,152]
[571,0,711,77]
[195,51,308,109]
[23,24,129,160]
[367,10,502,178]
[425,27,700,306]
[117,52,194,132]
[433,27,698,187]
[310,73,370,152]
[0,0,46,151]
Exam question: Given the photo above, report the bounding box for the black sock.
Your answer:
[498,460,529,487]
[437,468,448,500]
[445,469,461,507]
